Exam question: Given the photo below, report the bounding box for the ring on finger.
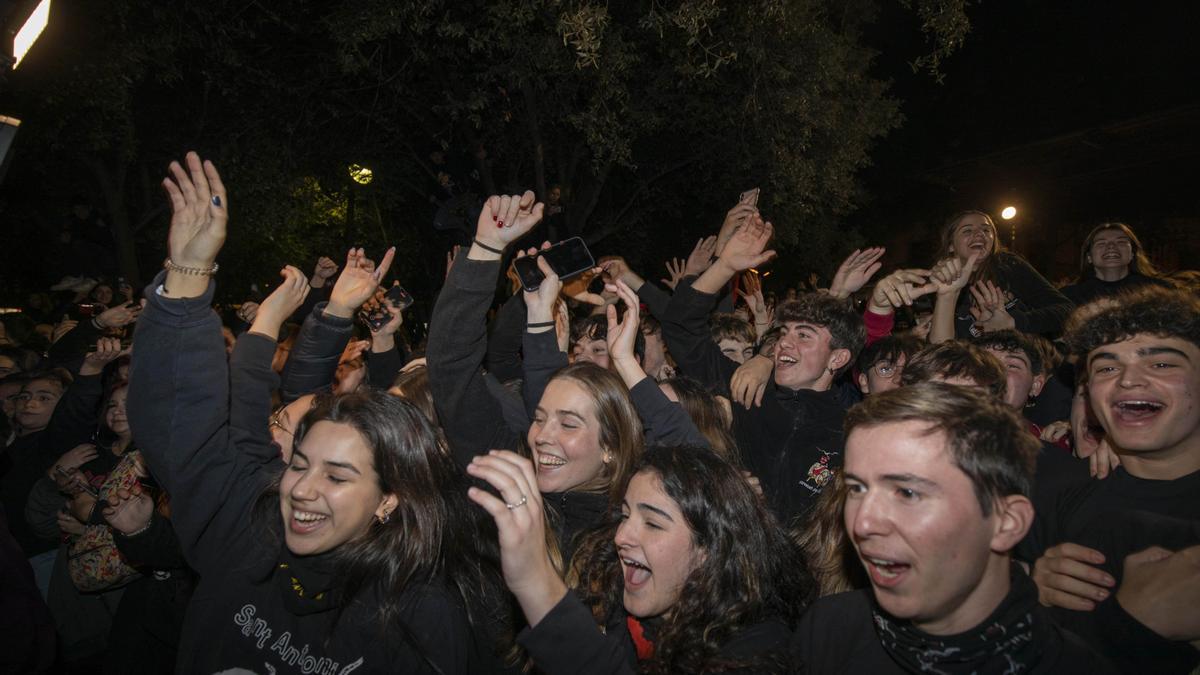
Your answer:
[505,494,528,510]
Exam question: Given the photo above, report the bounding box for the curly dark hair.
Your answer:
[900,341,1007,401]
[773,293,866,375]
[571,445,813,673]
[1064,286,1200,365]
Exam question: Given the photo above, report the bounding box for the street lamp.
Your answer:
[1000,205,1017,250]
[348,164,373,185]
[6,0,51,69]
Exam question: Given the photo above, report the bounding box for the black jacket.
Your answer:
[1060,272,1174,307]
[519,591,791,674]
[661,282,846,523]
[129,273,482,674]
[279,301,353,403]
[953,252,1073,338]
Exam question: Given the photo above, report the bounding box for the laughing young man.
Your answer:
[1028,286,1200,672]
[794,382,1113,673]
[661,216,865,521]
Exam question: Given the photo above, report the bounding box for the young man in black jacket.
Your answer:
[1028,286,1200,673]
[660,216,864,523]
[794,382,1114,674]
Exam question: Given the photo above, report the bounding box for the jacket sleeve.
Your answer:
[41,373,105,457]
[518,592,635,675]
[522,329,567,421]
[661,281,738,396]
[1000,254,1074,335]
[279,301,354,403]
[863,309,894,347]
[629,377,709,448]
[228,331,285,465]
[365,343,405,389]
[485,292,526,384]
[127,273,279,577]
[636,281,672,321]
[427,257,519,467]
[113,510,188,571]
[23,477,64,542]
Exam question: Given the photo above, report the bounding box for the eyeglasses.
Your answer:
[268,409,293,437]
[871,362,901,379]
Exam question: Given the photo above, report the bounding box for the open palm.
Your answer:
[163,151,228,268]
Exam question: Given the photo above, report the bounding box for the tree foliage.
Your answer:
[0,0,970,300]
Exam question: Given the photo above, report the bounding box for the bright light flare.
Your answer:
[348,164,373,185]
[1000,206,1017,220]
[12,0,51,69]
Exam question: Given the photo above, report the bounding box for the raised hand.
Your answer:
[684,236,718,277]
[81,337,129,376]
[731,354,774,409]
[606,280,641,365]
[473,191,545,252]
[250,266,311,340]
[868,268,936,314]
[828,247,886,299]
[716,214,776,275]
[236,301,260,325]
[736,272,771,330]
[520,244,561,325]
[466,451,566,628]
[969,280,1015,332]
[95,301,142,330]
[162,152,227,298]
[930,252,981,296]
[52,316,78,343]
[661,257,686,291]
[327,247,395,319]
[716,203,758,256]
[1116,545,1200,644]
[309,256,339,289]
[102,484,155,536]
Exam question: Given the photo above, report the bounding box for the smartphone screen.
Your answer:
[384,284,414,311]
[511,237,595,292]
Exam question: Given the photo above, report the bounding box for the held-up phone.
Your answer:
[55,465,99,499]
[738,188,760,207]
[77,302,102,317]
[511,237,596,293]
[359,284,414,331]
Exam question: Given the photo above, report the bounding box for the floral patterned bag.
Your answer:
[67,451,143,592]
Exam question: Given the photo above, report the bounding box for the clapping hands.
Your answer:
[828,247,885,299]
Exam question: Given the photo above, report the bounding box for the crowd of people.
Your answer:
[1,150,1197,674]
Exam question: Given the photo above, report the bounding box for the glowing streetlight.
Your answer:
[348,164,373,185]
[1000,206,1017,220]
[11,0,52,69]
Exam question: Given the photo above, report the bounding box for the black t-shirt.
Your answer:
[1060,273,1174,307]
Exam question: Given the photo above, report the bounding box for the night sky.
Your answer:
[852,0,1199,280]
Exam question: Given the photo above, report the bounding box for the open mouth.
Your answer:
[622,557,652,589]
[776,353,798,368]
[1112,399,1164,422]
[862,555,910,587]
[289,510,329,535]
[536,452,567,468]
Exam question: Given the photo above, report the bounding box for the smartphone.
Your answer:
[77,302,101,317]
[358,285,412,331]
[511,237,595,292]
[56,465,98,499]
[738,188,760,207]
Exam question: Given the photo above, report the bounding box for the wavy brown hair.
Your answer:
[1078,221,1160,279]
[937,209,1001,286]
[571,446,813,673]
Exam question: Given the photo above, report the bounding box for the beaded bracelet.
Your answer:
[163,258,219,276]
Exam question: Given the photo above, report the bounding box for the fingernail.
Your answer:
[1095,589,1109,600]
[212,195,222,206]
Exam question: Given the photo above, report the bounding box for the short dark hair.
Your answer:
[1065,286,1200,369]
[971,329,1042,375]
[845,382,1037,515]
[23,368,73,392]
[855,333,924,375]
[572,313,645,362]
[774,293,866,375]
[709,313,756,345]
[899,341,1006,401]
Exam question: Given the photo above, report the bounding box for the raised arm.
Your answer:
[127,152,276,575]
[521,249,570,420]
[428,192,544,466]
[928,253,979,344]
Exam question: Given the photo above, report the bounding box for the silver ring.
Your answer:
[505,494,528,510]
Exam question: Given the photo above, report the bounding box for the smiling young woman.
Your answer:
[467,446,813,674]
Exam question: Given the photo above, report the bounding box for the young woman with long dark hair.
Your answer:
[466,445,812,673]
[1060,221,1172,305]
[128,152,506,673]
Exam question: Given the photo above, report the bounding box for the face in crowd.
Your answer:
[984,347,1045,410]
[616,470,705,618]
[269,394,315,463]
[1086,228,1134,276]
[948,212,997,263]
[773,321,847,391]
[105,386,130,436]
[572,336,610,369]
[718,337,755,364]
[858,354,907,395]
[15,377,65,436]
[529,377,611,494]
[280,419,397,556]
[1085,333,1200,467]
[842,420,1030,635]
